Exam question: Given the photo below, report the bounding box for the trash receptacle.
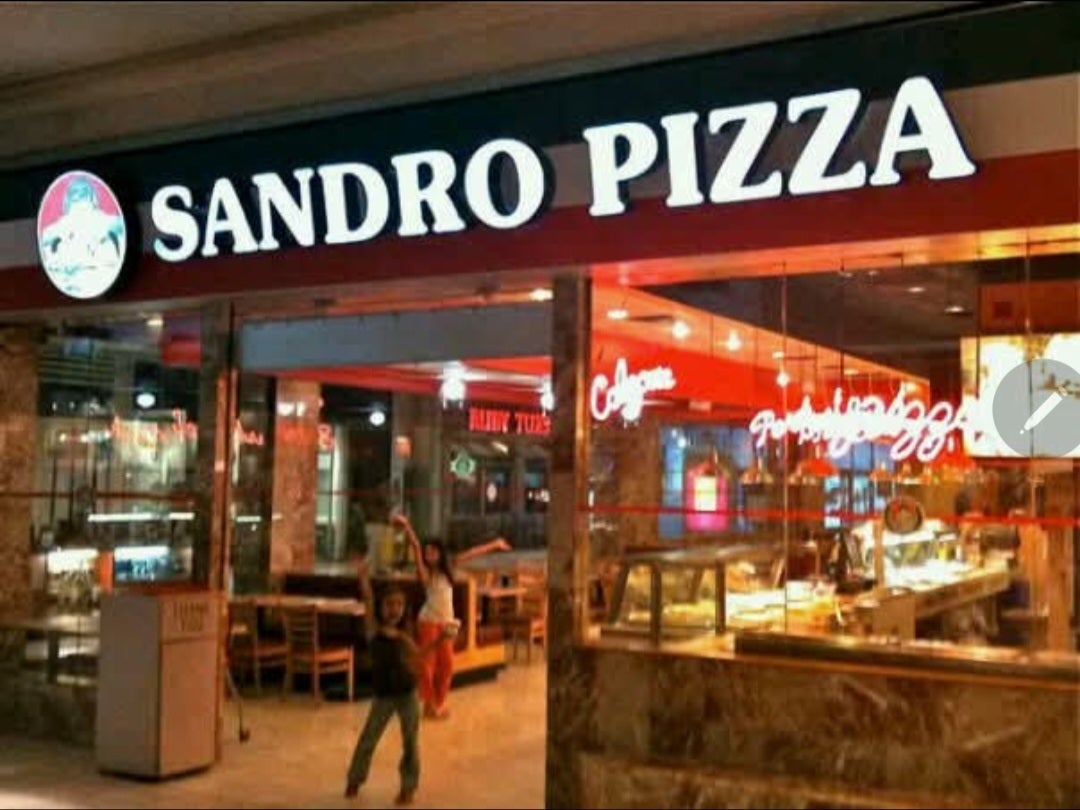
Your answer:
[96,588,220,779]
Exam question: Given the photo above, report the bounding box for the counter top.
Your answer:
[733,631,1080,684]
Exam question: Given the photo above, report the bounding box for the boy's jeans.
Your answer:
[347,691,420,793]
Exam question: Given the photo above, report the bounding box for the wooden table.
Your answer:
[0,612,100,683]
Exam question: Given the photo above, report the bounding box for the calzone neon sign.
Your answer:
[591,359,677,423]
[148,77,975,261]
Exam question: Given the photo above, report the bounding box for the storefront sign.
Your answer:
[468,406,551,436]
[143,76,973,264]
[37,171,127,299]
[748,388,976,463]
[590,358,677,423]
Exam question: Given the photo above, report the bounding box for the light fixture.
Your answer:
[440,366,467,406]
[369,408,387,427]
[725,330,742,352]
[843,368,860,377]
[776,369,791,388]
[529,288,553,302]
[907,286,926,294]
[147,315,164,329]
[772,350,785,360]
[539,380,554,412]
[136,391,156,409]
[672,320,691,340]
[944,304,968,315]
[607,308,630,321]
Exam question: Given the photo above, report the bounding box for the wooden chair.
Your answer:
[281,606,354,701]
[505,572,547,664]
[228,601,288,696]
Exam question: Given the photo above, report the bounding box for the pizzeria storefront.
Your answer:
[0,2,1077,807]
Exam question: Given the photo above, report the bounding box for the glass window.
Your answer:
[587,252,1079,669]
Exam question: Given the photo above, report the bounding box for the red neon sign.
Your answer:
[468,407,550,437]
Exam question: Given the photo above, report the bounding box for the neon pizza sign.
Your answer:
[748,388,976,463]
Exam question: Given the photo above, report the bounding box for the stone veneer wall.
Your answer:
[269,379,321,574]
[552,646,1079,809]
[0,327,38,616]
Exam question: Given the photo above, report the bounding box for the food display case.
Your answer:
[602,544,788,644]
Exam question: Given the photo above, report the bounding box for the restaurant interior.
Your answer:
[5,242,1077,732]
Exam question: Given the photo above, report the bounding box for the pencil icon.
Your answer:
[1020,385,1069,434]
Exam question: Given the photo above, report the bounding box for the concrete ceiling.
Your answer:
[0,1,973,169]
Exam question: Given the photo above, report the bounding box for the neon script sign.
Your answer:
[749,389,976,463]
[590,359,677,422]
[148,77,974,262]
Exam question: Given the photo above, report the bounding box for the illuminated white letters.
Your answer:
[151,185,199,262]
[463,139,547,229]
[870,76,976,186]
[708,101,782,203]
[583,122,659,217]
[318,162,391,245]
[787,88,866,195]
[660,112,704,208]
[146,77,975,263]
[252,169,315,250]
[201,178,258,258]
[392,150,466,237]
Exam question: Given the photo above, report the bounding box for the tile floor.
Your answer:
[1,663,546,810]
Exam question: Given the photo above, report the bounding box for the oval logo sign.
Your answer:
[37,171,127,299]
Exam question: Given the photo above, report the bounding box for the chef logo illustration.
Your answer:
[37,171,127,299]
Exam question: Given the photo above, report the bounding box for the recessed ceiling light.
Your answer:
[672,320,691,340]
[147,315,164,328]
[607,308,629,321]
[724,330,742,352]
[776,369,791,388]
[907,286,926,294]
[772,350,785,360]
[843,368,860,377]
[369,408,387,427]
[944,304,968,315]
[529,288,553,302]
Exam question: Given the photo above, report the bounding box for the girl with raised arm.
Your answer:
[392,514,510,719]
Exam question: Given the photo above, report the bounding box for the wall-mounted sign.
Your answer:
[468,406,551,437]
[748,388,975,463]
[37,171,127,299]
[590,358,677,423]
[449,447,477,482]
[143,76,973,264]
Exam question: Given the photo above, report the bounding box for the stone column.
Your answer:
[0,327,39,616]
[192,305,234,592]
[269,379,320,574]
[546,273,593,809]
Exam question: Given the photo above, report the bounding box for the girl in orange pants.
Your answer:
[394,515,510,719]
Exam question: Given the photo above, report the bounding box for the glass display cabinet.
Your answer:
[602,544,784,644]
